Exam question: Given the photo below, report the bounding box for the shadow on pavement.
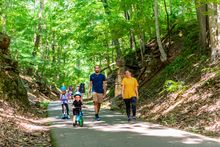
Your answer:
[47,101,220,147]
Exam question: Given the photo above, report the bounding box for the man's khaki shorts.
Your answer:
[92,92,104,103]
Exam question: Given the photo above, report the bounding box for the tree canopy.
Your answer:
[1,0,219,87]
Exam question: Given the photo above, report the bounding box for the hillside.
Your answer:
[0,33,55,146]
[109,21,220,138]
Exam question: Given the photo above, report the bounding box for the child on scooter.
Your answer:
[72,92,83,126]
[60,86,70,119]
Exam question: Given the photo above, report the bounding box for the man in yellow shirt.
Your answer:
[121,70,139,121]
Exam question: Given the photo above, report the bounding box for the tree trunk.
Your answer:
[208,3,220,61]
[101,0,124,97]
[195,1,209,48]
[164,0,171,48]
[154,0,167,62]
[139,31,145,64]
[33,0,44,57]
[124,10,136,51]
[196,1,220,62]
[170,0,172,15]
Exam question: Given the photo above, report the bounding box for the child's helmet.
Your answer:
[60,86,66,91]
[74,91,81,97]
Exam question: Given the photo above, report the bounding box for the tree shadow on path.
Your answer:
[47,101,220,147]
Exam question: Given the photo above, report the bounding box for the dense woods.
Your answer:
[0,0,197,85]
[0,0,219,88]
[0,0,220,145]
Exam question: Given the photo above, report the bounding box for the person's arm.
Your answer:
[121,85,125,98]
[135,79,139,99]
[87,81,93,98]
[135,86,139,99]
[103,80,107,97]
[59,94,62,101]
[103,75,107,97]
[121,79,125,98]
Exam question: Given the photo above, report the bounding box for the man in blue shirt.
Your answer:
[88,65,107,121]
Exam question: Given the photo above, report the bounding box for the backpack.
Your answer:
[79,83,85,93]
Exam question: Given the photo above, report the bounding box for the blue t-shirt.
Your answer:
[90,73,106,93]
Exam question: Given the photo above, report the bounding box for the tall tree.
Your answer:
[195,0,209,49]
[196,1,220,61]
[208,3,220,61]
[33,0,44,57]
[154,0,167,62]
[124,10,136,51]
[101,0,124,97]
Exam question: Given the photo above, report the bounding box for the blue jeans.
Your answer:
[124,97,137,118]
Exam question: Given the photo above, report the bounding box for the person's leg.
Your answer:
[94,102,98,114]
[97,94,101,114]
[96,93,103,119]
[61,104,64,114]
[92,93,99,118]
[65,103,69,115]
[131,97,137,119]
[124,99,131,120]
[97,103,101,114]
[72,109,77,125]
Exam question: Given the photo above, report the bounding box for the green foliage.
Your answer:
[162,80,187,93]
[39,101,49,109]
[0,0,202,88]
[161,114,177,125]
[141,20,204,99]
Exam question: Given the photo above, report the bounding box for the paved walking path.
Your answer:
[48,101,220,147]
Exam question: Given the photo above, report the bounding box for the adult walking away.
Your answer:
[88,65,107,121]
[79,83,85,102]
[121,70,139,121]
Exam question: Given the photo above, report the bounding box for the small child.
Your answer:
[60,87,70,119]
[72,92,83,124]
[67,85,74,99]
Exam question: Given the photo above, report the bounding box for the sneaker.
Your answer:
[61,114,65,119]
[67,115,70,119]
[132,116,136,120]
[95,115,101,121]
[128,117,131,122]
[73,121,77,127]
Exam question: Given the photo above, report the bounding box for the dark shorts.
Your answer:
[73,108,81,115]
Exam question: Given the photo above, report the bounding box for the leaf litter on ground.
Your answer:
[0,100,52,147]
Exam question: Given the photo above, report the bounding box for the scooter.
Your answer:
[72,109,84,127]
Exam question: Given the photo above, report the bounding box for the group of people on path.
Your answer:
[59,83,85,119]
[59,65,139,122]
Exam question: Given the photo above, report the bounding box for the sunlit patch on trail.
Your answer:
[48,101,220,146]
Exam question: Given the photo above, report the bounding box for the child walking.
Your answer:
[60,86,70,119]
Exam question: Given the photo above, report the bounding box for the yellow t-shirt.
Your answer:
[121,77,138,99]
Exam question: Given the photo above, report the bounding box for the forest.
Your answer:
[0,0,220,146]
